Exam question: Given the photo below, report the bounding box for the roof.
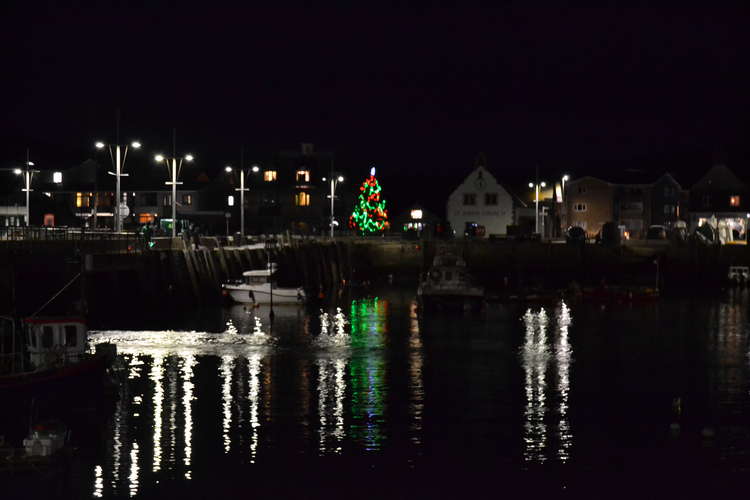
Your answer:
[691,164,746,191]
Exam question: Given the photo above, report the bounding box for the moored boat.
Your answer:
[222,264,306,305]
[417,253,484,311]
[0,316,116,395]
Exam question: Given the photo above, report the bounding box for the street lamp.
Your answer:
[561,175,569,201]
[529,181,547,234]
[12,152,39,227]
[322,175,345,239]
[154,150,194,238]
[95,139,141,232]
[95,112,141,232]
[225,162,260,239]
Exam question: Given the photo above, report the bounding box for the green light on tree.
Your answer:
[349,167,389,234]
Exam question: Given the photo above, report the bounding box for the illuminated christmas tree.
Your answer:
[349,167,389,234]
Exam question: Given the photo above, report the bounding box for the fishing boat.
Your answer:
[222,263,306,305]
[0,316,116,395]
[417,253,485,311]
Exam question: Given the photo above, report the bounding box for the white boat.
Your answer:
[223,264,305,305]
[417,253,484,311]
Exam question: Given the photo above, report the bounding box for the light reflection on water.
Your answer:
[80,292,750,496]
[521,302,574,464]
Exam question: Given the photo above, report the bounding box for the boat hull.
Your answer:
[418,290,485,312]
[224,285,305,304]
[0,355,110,395]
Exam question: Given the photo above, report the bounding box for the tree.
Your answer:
[349,167,389,234]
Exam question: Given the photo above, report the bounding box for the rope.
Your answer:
[30,273,81,318]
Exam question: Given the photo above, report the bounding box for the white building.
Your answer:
[446,165,516,238]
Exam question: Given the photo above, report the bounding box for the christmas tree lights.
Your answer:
[349,167,389,234]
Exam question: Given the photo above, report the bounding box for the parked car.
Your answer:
[565,226,586,245]
[597,222,621,247]
[646,225,668,240]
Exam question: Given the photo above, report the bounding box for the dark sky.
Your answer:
[2,5,748,214]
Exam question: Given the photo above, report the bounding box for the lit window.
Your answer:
[296,170,310,183]
[182,194,192,206]
[53,171,62,184]
[295,191,310,206]
[484,193,498,205]
[75,192,90,208]
[410,209,423,220]
[730,195,740,207]
[163,194,171,206]
[463,193,476,206]
[264,170,277,182]
[227,195,235,206]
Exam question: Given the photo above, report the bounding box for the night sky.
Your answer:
[2,5,748,214]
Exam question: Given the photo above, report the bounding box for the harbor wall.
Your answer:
[1,238,748,323]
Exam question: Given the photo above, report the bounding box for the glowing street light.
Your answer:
[11,150,39,226]
[529,181,547,235]
[94,112,142,232]
[225,149,260,239]
[322,174,345,239]
[154,129,194,238]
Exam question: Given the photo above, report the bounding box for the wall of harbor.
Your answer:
[1,238,747,324]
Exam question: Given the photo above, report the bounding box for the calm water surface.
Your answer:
[39,288,750,496]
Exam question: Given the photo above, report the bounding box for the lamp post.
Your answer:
[12,151,39,227]
[95,112,141,232]
[528,181,546,234]
[155,146,194,239]
[322,175,344,239]
[225,161,259,239]
[561,175,569,201]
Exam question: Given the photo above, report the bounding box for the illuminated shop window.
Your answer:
[296,170,310,183]
[295,191,310,206]
[138,213,155,224]
[264,170,277,182]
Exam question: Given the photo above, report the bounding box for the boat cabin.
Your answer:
[242,264,278,286]
[23,317,87,370]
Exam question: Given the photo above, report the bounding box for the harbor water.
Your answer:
[5,287,750,497]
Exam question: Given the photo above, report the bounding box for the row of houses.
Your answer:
[445,161,748,242]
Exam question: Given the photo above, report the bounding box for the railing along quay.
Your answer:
[0,227,145,254]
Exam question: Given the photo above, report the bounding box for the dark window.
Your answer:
[484,193,498,205]
[463,193,476,206]
[28,330,36,347]
[42,326,53,348]
[444,271,453,281]
[578,187,586,194]
[144,193,157,206]
[64,325,77,347]
[702,194,711,208]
